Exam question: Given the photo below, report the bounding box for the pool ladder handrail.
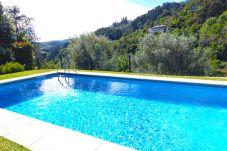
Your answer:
[64,68,74,88]
[57,74,74,88]
[57,57,76,88]
[56,66,73,88]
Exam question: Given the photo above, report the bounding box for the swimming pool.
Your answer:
[1,73,227,150]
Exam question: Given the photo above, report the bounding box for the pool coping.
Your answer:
[1,70,227,86]
[0,71,57,84]
[74,71,227,86]
[1,70,227,150]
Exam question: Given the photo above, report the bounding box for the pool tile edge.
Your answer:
[74,71,227,86]
[1,70,227,86]
[0,71,58,84]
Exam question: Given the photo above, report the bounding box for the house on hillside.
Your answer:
[191,5,198,12]
[149,25,168,34]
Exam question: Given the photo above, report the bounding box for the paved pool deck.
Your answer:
[1,71,227,151]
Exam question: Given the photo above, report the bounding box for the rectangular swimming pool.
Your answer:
[1,73,227,150]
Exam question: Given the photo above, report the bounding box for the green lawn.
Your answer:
[0,69,227,81]
[77,69,227,81]
[0,136,29,151]
[0,69,54,80]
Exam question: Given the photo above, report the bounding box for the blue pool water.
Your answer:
[1,74,227,150]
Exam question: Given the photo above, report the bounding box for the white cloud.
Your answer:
[1,0,150,41]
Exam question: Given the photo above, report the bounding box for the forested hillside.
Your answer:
[0,0,227,76]
[64,0,227,76]
[0,1,69,72]
[38,39,69,60]
[95,2,182,40]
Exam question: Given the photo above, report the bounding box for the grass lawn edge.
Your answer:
[0,136,29,151]
[0,69,227,82]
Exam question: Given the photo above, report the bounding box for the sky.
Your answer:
[1,0,183,42]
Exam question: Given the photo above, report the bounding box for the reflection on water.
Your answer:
[39,76,75,93]
[1,73,227,109]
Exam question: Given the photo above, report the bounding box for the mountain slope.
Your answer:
[95,0,227,73]
[38,39,69,51]
[95,2,183,40]
[169,0,227,35]
[38,39,69,60]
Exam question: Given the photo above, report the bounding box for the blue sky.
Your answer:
[129,0,184,7]
[2,0,184,41]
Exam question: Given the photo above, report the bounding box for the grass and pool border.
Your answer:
[1,70,227,150]
[1,69,227,82]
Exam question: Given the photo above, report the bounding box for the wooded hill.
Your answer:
[1,0,227,76]
[95,2,183,40]
[88,0,226,75]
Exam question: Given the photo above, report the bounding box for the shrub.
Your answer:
[41,61,57,69]
[0,62,25,74]
[102,60,114,71]
[114,55,129,72]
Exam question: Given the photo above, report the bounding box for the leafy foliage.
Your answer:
[199,11,227,61]
[41,60,57,69]
[170,0,227,35]
[12,42,33,70]
[0,2,37,73]
[0,47,12,64]
[0,3,16,48]
[95,17,132,40]
[114,55,129,72]
[0,62,24,74]
[1,0,227,76]
[95,3,182,40]
[38,39,69,60]
[67,33,112,70]
[134,33,210,75]
[62,0,227,76]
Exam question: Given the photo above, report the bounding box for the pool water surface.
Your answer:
[0,73,227,150]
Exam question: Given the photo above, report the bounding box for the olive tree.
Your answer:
[135,33,210,75]
[67,33,112,70]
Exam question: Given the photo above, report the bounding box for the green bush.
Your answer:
[114,55,129,72]
[0,62,25,74]
[41,61,57,69]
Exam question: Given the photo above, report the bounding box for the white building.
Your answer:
[149,25,168,34]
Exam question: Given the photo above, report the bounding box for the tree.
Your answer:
[33,44,44,69]
[0,47,12,64]
[0,3,37,70]
[0,2,16,48]
[135,33,209,75]
[67,33,111,70]
[12,42,33,70]
[95,2,182,40]
[5,6,37,42]
[196,0,227,23]
[114,55,129,72]
[199,11,227,61]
